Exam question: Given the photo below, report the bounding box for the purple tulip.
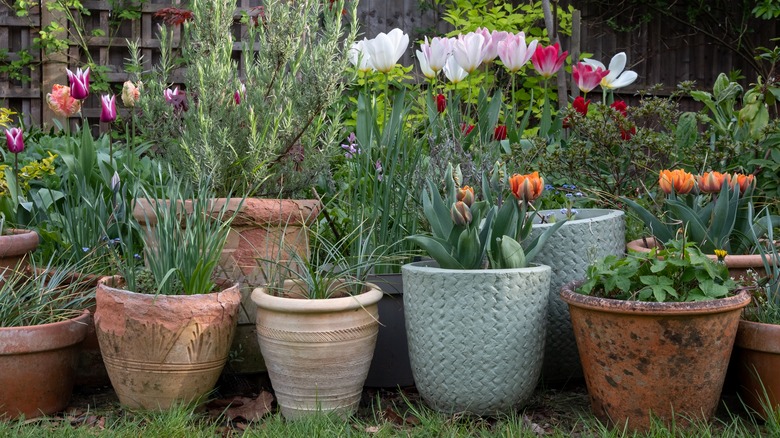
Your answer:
[66,67,91,100]
[5,127,24,154]
[164,86,188,112]
[100,94,117,123]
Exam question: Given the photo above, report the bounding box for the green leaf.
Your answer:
[456,227,482,269]
[621,197,674,243]
[406,235,464,269]
[497,236,526,269]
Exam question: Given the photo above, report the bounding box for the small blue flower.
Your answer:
[111,238,121,244]
[559,208,569,215]
[570,184,577,189]
[133,253,142,260]
[575,192,584,197]
[82,247,90,253]
[570,208,579,215]
[565,193,573,198]
[545,184,554,190]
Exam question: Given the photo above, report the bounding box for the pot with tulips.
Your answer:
[402,163,565,415]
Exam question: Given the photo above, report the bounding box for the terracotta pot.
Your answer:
[364,273,414,388]
[530,209,625,384]
[0,310,90,419]
[561,282,751,431]
[627,238,771,280]
[0,228,39,270]
[734,319,780,418]
[133,197,319,374]
[251,280,382,419]
[402,261,550,415]
[94,277,241,410]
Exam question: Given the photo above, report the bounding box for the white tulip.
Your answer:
[362,28,409,73]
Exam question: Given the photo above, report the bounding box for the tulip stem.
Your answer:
[13,153,18,197]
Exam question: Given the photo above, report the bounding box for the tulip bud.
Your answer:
[66,67,90,100]
[111,171,121,192]
[510,172,544,202]
[731,173,755,195]
[493,125,507,141]
[456,186,475,206]
[121,81,140,107]
[436,93,446,113]
[100,94,117,123]
[658,169,694,195]
[572,96,590,115]
[450,201,472,226]
[5,127,24,154]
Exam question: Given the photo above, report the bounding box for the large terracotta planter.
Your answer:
[94,277,241,410]
[0,228,39,270]
[627,238,771,280]
[364,273,414,388]
[734,319,780,418]
[561,282,751,431]
[251,280,382,419]
[530,209,625,384]
[0,310,89,419]
[402,260,550,415]
[133,197,319,374]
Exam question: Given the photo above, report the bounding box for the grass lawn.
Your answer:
[0,376,776,437]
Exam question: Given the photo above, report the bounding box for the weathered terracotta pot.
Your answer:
[734,319,780,418]
[627,238,771,280]
[94,277,241,410]
[251,280,382,419]
[0,310,90,419]
[0,228,39,270]
[133,198,319,374]
[561,282,750,431]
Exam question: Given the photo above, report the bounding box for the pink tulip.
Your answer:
[452,32,486,73]
[66,67,90,100]
[100,94,117,123]
[476,28,508,63]
[572,62,609,94]
[234,83,246,105]
[420,37,451,73]
[531,43,568,79]
[497,32,538,73]
[5,127,23,154]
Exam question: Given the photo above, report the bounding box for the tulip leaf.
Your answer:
[498,236,526,269]
[406,235,463,270]
[457,227,482,269]
[492,199,518,243]
[621,197,674,244]
[708,180,738,251]
[666,199,710,249]
[422,180,452,240]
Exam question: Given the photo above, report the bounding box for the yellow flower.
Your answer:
[714,249,727,262]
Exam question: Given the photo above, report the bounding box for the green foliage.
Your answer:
[745,209,780,324]
[142,0,358,198]
[408,163,564,269]
[578,240,738,302]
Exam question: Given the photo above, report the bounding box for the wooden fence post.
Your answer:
[40,4,68,129]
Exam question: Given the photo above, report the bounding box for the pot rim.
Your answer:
[736,319,780,353]
[0,228,40,256]
[532,208,624,227]
[401,259,551,274]
[97,276,240,302]
[560,279,752,316]
[0,309,90,354]
[251,283,383,313]
[626,238,776,268]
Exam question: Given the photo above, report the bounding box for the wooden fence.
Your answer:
[1,0,777,128]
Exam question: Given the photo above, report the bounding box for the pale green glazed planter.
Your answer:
[402,260,550,415]
[530,209,625,384]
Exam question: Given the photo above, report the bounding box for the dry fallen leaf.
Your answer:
[365,425,381,433]
[523,414,546,436]
[218,391,274,422]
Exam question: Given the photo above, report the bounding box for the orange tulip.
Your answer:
[456,186,475,206]
[46,84,81,118]
[730,173,755,195]
[510,172,544,202]
[658,169,694,195]
[697,171,728,194]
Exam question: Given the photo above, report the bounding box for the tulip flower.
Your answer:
[697,171,728,194]
[233,83,246,105]
[416,50,436,79]
[46,84,81,117]
[443,55,468,84]
[362,28,409,73]
[610,100,628,116]
[420,36,451,73]
[531,43,568,79]
[494,125,507,141]
[436,93,447,113]
[510,172,544,202]
[572,62,609,94]
[659,169,695,195]
[497,32,538,73]
[450,201,472,226]
[476,28,508,63]
[452,32,486,73]
[456,186,474,206]
[5,127,23,154]
[620,125,637,140]
[100,94,117,123]
[164,86,188,112]
[66,67,90,100]
[582,52,638,90]
[461,123,475,135]
[348,40,372,72]
[121,81,141,107]
[730,173,755,195]
[572,96,590,115]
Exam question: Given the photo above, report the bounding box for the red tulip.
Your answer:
[493,125,507,141]
[436,93,446,113]
[572,96,590,115]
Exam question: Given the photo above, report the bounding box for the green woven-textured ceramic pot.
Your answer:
[402,261,550,415]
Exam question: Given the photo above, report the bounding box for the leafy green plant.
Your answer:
[408,163,565,269]
[578,239,738,302]
[121,168,240,295]
[0,257,94,327]
[745,209,780,323]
